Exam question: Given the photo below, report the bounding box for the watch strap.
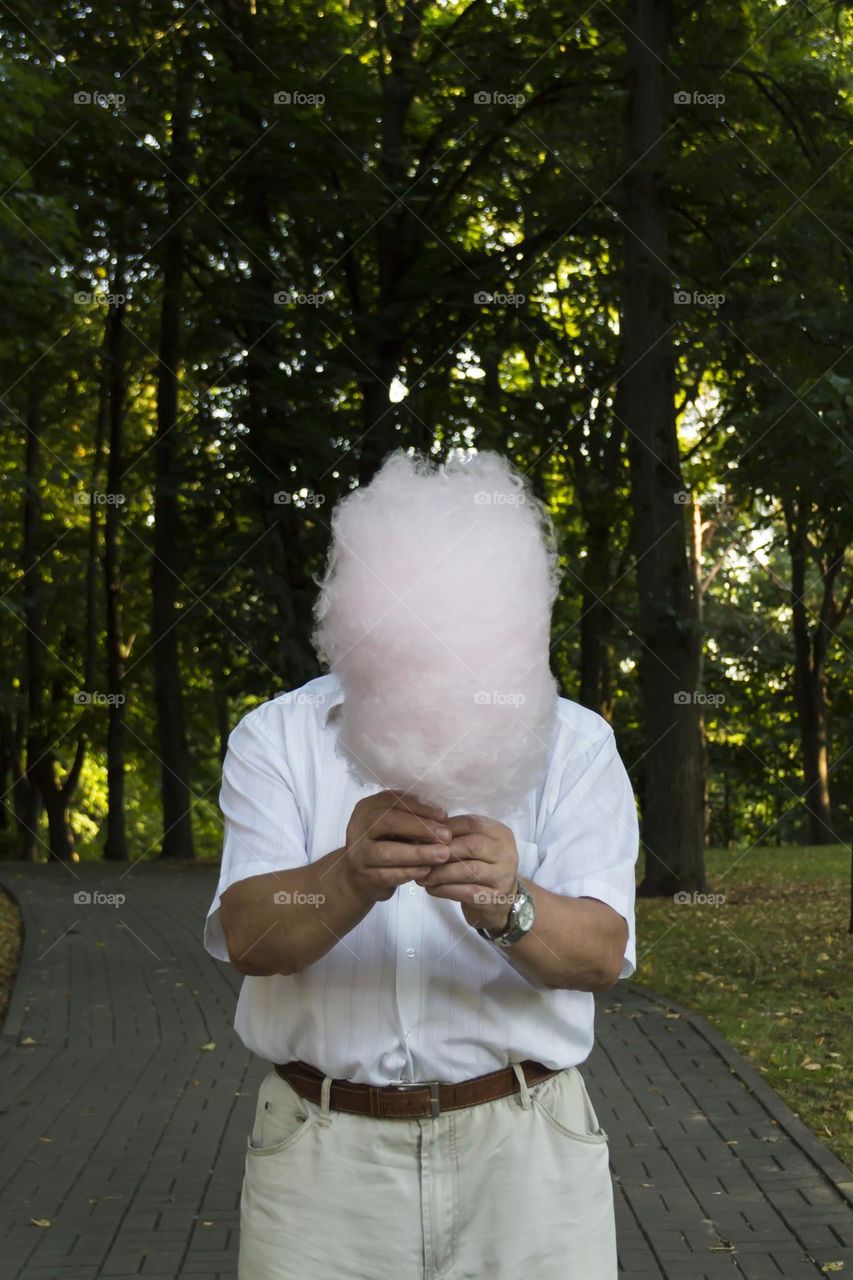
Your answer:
[476,878,533,947]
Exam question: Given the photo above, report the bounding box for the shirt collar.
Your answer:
[322,678,344,726]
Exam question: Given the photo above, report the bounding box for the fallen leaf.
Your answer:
[200,1042,216,1051]
[30,1218,51,1228]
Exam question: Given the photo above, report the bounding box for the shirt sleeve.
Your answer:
[533,728,639,979]
[203,709,309,963]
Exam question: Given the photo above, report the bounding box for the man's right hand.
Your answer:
[344,790,452,902]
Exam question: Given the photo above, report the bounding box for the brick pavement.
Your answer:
[0,860,850,1279]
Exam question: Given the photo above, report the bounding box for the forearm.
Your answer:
[219,848,373,976]
[495,883,628,991]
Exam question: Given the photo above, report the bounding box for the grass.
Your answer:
[634,845,853,1169]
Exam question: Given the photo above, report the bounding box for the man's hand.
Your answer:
[419,813,519,932]
[418,812,627,991]
[343,790,453,903]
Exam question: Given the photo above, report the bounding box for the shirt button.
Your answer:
[404,1028,411,1038]
[408,885,417,895]
[406,947,415,958]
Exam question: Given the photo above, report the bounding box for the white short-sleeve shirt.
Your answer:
[203,672,638,1084]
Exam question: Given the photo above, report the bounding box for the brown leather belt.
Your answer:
[274,1058,560,1120]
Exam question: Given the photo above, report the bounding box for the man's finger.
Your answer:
[371,810,452,844]
[371,864,440,889]
[441,813,496,838]
[438,833,491,864]
[418,859,492,888]
[365,841,451,869]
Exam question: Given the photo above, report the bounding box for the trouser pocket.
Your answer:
[246,1067,320,1156]
[530,1067,609,1144]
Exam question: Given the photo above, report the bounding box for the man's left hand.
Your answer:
[419,814,519,932]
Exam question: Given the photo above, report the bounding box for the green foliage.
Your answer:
[0,1,850,865]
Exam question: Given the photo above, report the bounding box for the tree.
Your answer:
[617,0,706,894]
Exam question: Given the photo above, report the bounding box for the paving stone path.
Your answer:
[1,860,851,1280]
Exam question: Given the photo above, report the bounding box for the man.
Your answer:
[203,450,639,1279]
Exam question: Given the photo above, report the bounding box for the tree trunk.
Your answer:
[20,381,44,859]
[800,665,832,843]
[103,283,129,860]
[785,506,834,844]
[356,348,405,485]
[152,77,195,859]
[85,337,108,693]
[216,688,230,769]
[28,735,85,863]
[578,521,614,718]
[618,0,706,895]
[688,499,711,846]
[722,769,733,849]
[21,382,85,860]
[0,715,10,830]
[5,712,40,859]
[240,173,320,689]
[354,2,419,483]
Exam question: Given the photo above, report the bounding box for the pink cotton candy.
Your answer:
[310,449,561,817]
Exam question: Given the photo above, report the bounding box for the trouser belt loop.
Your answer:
[512,1061,532,1110]
[319,1073,333,1123]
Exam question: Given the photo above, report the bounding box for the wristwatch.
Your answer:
[475,878,535,948]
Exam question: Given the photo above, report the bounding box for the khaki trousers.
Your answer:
[238,1061,617,1279]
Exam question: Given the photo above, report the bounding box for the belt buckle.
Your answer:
[391,1079,441,1119]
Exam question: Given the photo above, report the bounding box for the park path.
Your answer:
[0,860,851,1280]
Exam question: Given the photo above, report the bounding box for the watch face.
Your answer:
[516,894,535,931]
